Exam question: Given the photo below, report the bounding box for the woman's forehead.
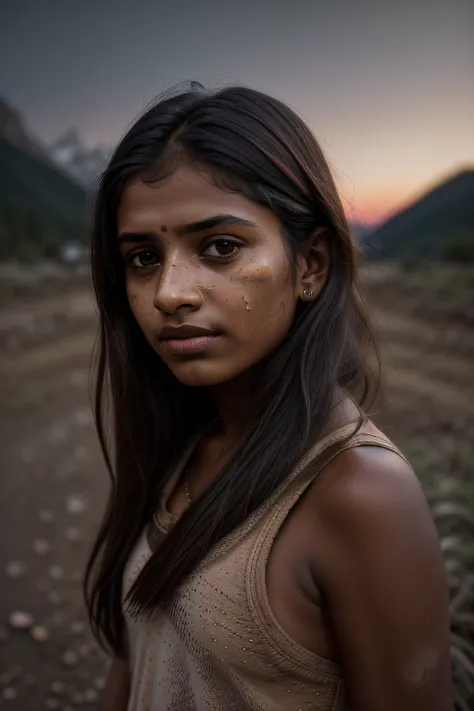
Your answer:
[117,166,275,234]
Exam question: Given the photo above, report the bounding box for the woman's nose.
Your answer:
[152,260,203,314]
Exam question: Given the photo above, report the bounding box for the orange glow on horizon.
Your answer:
[344,190,415,226]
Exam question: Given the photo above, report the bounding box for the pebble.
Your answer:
[66,496,86,515]
[3,687,17,700]
[9,611,34,630]
[5,561,26,579]
[70,370,88,387]
[64,527,80,542]
[30,625,50,642]
[50,681,65,694]
[33,538,51,555]
[51,612,66,626]
[48,565,64,580]
[78,643,90,657]
[61,650,78,666]
[72,407,93,426]
[84,688,98,702]
[38,509,55,523]
[49,424,68,443]
[73,445,87,461]
[19,448,35,464]
[70,621,84,635]
[47,591,63,606]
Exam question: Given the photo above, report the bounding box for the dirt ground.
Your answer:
[0,265,472,709]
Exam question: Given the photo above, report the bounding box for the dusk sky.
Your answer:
[1,0,473,223]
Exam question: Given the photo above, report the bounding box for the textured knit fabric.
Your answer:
[123,421,408,711]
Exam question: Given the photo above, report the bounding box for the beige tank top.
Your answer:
[123,421,408,711]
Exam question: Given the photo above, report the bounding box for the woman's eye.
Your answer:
[204,239,241,259]
[129,250,160,269]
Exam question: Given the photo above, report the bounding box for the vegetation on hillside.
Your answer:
[0,137,87,261]
[366,170,474,261]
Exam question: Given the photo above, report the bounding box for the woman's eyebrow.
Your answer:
[176,214,256,235]
[117,215,256,245]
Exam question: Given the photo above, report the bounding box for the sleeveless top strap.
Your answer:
[245,425,410,673]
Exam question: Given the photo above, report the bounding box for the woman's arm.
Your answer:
[307,445,454,711]
[99,656,130,711]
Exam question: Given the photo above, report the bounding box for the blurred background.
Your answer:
[0,0,473,709]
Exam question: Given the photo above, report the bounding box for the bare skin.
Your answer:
[108,164,453,711]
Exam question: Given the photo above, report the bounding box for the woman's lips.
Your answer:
[161,334,221,355]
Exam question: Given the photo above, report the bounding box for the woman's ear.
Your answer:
[297,227,331,302]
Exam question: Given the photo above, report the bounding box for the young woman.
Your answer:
[85,84,453,711]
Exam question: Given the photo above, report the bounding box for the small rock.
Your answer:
[64,527,80,542]
[3,687,17,700]
[39,509,55,523]
[84,688,98,702]
[45,698,60,709]
[66,496,86,515]
[9,611,34,630]
[48,591,63,606]
[61,650,78,666]
[49,424,68,443]
[48,565,64,580]
[33,538,51,555]
[73,445,87,461]
[30,625,50,642]
[70,621,84,635]
[19,448,35,464]
[5,561,26,578]
[50,681,65,694]
[72,407,92,426]
[78,643,90,657]
[70,370,88,387]
[51,612,66,626]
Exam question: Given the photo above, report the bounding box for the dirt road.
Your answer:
[0,275,472,709]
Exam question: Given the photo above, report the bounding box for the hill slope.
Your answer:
[0,137,87,260]
[365,170,474,259]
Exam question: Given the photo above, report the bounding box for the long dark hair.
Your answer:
[85,82,380,656]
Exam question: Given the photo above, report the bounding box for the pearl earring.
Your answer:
[303,289,314,298]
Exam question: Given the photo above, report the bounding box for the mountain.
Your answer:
[365,169,474,260]
[51,129,111,188]
[0,98,53,165]
[0,101,87,261]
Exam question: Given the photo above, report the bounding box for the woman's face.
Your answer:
[117,164,309,387]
